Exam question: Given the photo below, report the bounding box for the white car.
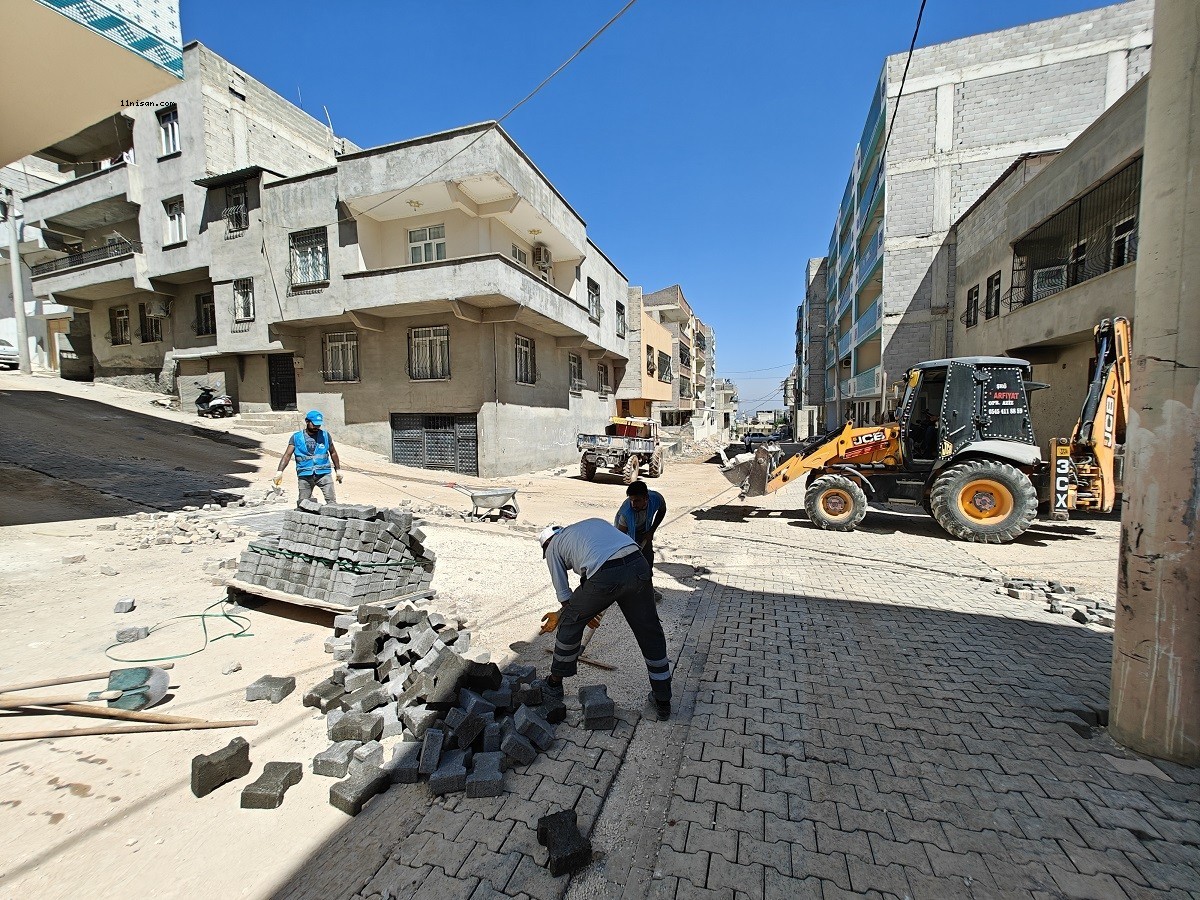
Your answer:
[0,339,18,369]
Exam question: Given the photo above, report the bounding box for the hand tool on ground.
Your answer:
[4,703,205,724]
[0,666,170,712]
[0,662,175,695]
[541,608,615,671]
[0,718,258,743]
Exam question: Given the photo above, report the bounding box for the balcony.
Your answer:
[23,161,141,238]
[853,300,881,343]
[857,227,883,289]
[848,366,881,398]
[838,330,852,359]
[857,164,883,229]
[31,239,143,276]
[29,238,147,303]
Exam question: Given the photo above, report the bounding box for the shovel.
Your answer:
[0,663,174,695]
[0,665,171,712]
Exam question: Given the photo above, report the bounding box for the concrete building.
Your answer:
[616,286,674,418]
[951,77,1146,445]
[793,258,827,438]
[2,0,183,166]
[714,379,738,431]
[810,0,1153,427]
[22,44,632,477]
[642,284,723,442]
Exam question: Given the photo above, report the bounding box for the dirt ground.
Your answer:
[0,373,1122,899]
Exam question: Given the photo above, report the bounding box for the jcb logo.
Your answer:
[1103,397,1115,448]
[1054,456,1071,510]
[852,431,885,446]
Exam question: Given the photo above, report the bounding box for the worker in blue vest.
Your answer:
[274,410,342,506]
[615,480,667,601]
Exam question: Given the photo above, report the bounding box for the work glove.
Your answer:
[539,610,559,634]
[335,471,344,484]
[272,473,284,487]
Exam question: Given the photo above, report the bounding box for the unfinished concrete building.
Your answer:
[641,284,722,443]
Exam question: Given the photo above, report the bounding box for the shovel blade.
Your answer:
[105,666,170,710]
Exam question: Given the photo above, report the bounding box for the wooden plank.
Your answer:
[223,578,434,614]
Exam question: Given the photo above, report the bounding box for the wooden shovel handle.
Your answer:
[0,719,257,742]
[13,703,206,724]
[0,663,174,695]
[0,691,121,710]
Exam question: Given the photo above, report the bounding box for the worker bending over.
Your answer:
[540,519,672,719]
[275,410,342,507]
[615,480,666,601]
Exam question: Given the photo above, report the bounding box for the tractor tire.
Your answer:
[580,456,597,481]
[648,449,665,478]
[804,474,868,532]
[928,459,1037,544]
[622,454,641,485]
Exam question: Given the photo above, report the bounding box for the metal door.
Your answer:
[389,413,478,475]
[268,354,297,411]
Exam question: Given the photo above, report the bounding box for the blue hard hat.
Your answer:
[305,410,324,426]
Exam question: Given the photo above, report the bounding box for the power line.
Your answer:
[717,363,795,376]
[263,0,639,234]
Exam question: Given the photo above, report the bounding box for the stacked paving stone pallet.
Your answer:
[1002,577,1117,627]
[303,601,617,816]
[234,502,434,607]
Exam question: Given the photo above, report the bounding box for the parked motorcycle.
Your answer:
[195,382,234,418]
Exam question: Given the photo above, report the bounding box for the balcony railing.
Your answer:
[855,299,881,340]
[224,205,248,237]
[838,331,852,359]
[31,239,142,276]
[857,164,883,227]
[851,366,881,397]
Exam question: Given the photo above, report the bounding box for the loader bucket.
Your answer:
[718,448,773,497]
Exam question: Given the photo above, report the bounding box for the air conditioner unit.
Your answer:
[840,358,852,369]
[532,244,552,272]
[145,298,172,319]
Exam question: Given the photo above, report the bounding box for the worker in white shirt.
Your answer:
[538,518,672,720]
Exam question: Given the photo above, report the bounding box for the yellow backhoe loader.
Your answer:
[720,318,1130,544]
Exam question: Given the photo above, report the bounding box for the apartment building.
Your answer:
[951,77,1146,444]
[793,258,827,438]
[615,286,674,419]
[21,44,630,477]
[713,379,738,432]
[807,0,1153,426]
[642,284,722,441]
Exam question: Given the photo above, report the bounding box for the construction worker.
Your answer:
[614,480,666,601]
[274,410,342,506]
[539,520,672,720]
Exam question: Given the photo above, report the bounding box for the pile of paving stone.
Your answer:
[1002,577,1116,627]
[110,510,254,550]
[302,601,615,816]
[234,503,434,606]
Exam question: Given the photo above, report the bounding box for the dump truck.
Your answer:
[721,318,1130,544]
[577,416,665,484]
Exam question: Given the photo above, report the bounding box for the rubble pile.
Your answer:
[1003,578,1116,627]
[234,503,434,606]
[113,510,255,550]
[304,599,588,816]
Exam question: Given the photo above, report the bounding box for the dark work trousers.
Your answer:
[552,551,672,700]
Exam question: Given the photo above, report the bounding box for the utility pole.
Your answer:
[1109,0,1200,765]
[4,188,33,375]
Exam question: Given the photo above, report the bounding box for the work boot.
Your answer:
[542,678,565,704]
[649,692,671,721]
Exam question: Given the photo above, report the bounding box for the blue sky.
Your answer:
[181,0,1111,414]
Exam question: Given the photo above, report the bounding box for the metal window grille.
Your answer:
[195,293,216,335]
[515,335,537,385]
[587,278,601,321]
[408,325,450,380]
[984,272,1001,320]
[569,353,583,392]
[233,278,255,322]
[1009,157,1142,309]
[224,182,248,234]
[290,228,329,285]
[658,350,672,383]
[139,304,163,343]
[110,306,130,345]
[962,285,979,328]
[323,331,360,382]
[615,302,626,338]
[598,364,610,395]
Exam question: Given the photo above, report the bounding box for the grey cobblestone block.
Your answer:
[536,808,592,877]
[466,751,505,798]
[116,626,149,643]
[419,728,445,775]
[303,678,346,713]
[191,737,251,797]
[350,740,383,774]
[240,761,302,809]
[245,674,296,704]
[481,721,501,753]
[329,766,388,816]
[313,740,361,778]
[341,683,389,713]
[502,731,537,767]
[113,598,136,614]
[330,711,383,744]
[430,748,471,795]
[514,706,555,751]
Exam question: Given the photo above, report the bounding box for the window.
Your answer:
[138,303,163,343]
[598,364,610,396]
[158,107,179,156]
[408,325,450,380]
[616,301,626,338]
[511,244,528,267]
[323,331,360,382]
[646,345,656,376]
[1112,218,1138,268]
[1032,266,1066,302]
[225,182,248,233]
[587,278,601,321]
[109,305,130,345]
[984,271,1001,320]
[964,285,980,328]
[680,346,692,368]
[658,350,672,383]
[680,377,693,400]
[195,293,216,336]
[569,353,583,393]
[515,335,536,385]
[1069,241,1088,285]
[290,228,329,286]
[164,198,186,245]
[234,278,255,322]
[409,225,446,263]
